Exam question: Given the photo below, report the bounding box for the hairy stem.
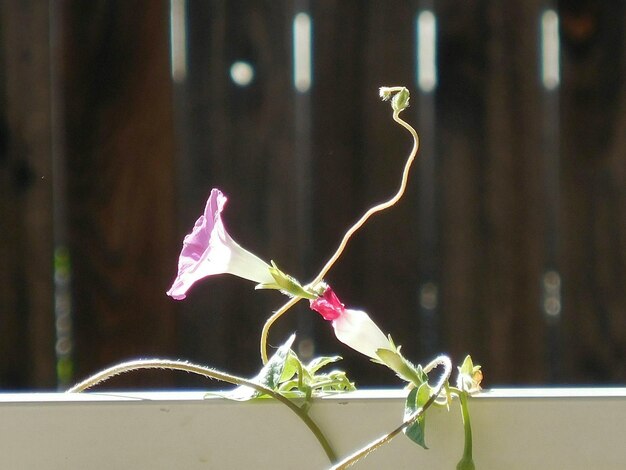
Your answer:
[66,359,337,464]
[330,355,451,470]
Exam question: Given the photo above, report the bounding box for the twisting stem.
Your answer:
[330,355,451,470]
[310,110,419,287]
[66,359,338,464]
[260,104,420,363]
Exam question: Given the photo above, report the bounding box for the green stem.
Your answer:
[66,359,338,464]
[330,356,451,470]
[260,296,301,364]
[456,392,475,470]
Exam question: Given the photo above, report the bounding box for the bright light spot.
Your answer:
[170,0,187,83]
[541,10,560,90]
[230,61,255,87]
[543,270,562,317]
[293,12,312,93]
[298,338,315,360]
[417,10,437,93]
[419,282,438,310]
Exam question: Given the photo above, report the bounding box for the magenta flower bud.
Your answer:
[310,287,391,360]
[309,286,345,320]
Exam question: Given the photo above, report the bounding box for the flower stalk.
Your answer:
[456,392,475,470]
[329,355,452,470]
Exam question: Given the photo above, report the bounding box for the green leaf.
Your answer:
[306,355,342,375]
[224,334,295,401]
[320,371,356,392]
[404,383,431,449]
[258,334,296,389]
[279,351,300,383]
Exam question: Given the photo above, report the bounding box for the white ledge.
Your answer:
[1,388,624,469]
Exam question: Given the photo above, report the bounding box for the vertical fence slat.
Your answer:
[0,1,56,388]
[176,0,300,378]
[560,0,626,382]
[437,1,549,383]
[61,1,178,386]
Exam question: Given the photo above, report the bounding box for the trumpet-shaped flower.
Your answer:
[167,189,275,300]
[310,286,391,360]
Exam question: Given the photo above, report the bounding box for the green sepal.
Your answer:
[375,346,425,386]
[404,382,431,449]
[458,355,480,377]
[391,87,410,113]
[456,354,482,394]
[255,261,317,300]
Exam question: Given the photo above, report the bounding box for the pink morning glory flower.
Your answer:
[167,189,275,300]
[310,286,391,360]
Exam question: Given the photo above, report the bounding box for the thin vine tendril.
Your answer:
[260,89,419,364]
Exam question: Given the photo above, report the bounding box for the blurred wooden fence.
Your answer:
[1,0,625,389]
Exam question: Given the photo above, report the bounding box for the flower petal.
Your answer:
[167,189,274,300]
[332,309,391,360]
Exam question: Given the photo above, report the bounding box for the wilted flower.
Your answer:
[310,286,391,360]
[167,189,275,300]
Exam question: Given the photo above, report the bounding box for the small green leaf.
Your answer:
[319,371,356,392]
[258,334,296,389]
[224,334,295,401]
[404,382,431,449]
[277,379,301,392]
[279,351,300,383]
[306,355,342,375]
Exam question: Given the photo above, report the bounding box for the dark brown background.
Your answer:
[1,0,625,389]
